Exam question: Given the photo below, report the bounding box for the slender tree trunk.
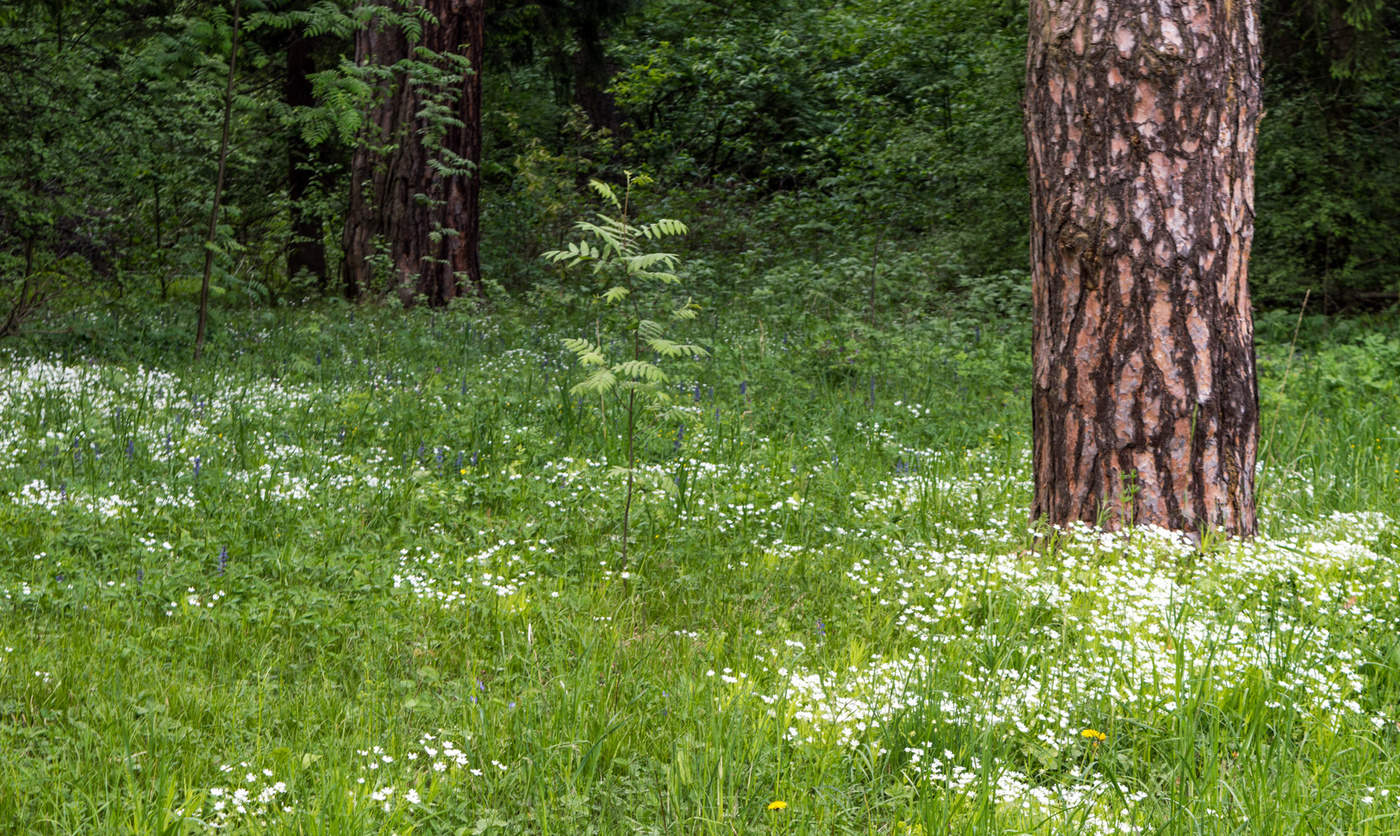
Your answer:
[153,175,167,301]
[1024,0,1262,535]
[196,0,240,362]
[286,27,328,292]
[1,239,38,337]
[342,0,483,307]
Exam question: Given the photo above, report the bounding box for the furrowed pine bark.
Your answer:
[343,0,483,306]
[1024,0,1262,535]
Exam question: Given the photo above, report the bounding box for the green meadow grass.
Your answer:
[1,304,1397,834]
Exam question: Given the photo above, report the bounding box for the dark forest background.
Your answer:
[0,0,1396,340]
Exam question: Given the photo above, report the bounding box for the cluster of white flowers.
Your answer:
[0,353,390,521]
[728,506,1398,833]
[391,540,547,608]
[165,587,227,615]
[184,763,291,828]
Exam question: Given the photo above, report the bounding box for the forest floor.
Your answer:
[1,304,1398,834]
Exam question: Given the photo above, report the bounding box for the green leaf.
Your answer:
[614,360,667,383]
[587,178,620,209]
[646,338,708,359]
[623,252,680,273]
[562,338,607,367]
[571,368,618,395]
[646,337,681,357]
[637,219,688,239]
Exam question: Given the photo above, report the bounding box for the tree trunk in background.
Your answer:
[573,17,621,134]
[343,0,483,306]
[195,0,240,362]
[1023,0,1262,536]
[286,28,328,293]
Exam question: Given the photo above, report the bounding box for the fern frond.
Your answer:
[334,108,361,142]
[573,221,627,254]
[543,240,602,266]
[571,367,617,395]
[586,216,636,251]
[647,338,708,358]
[623,253,680,276]
[587,178,620,209]
[646,338,681,357]
[561,338,607,366]
[614,360,667,384]
[637,219,688,239]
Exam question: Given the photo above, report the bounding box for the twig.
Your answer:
[1261,288,1310,463]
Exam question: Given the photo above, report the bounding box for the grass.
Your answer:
[0,301,1397,834]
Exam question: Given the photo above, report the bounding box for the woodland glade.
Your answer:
[1,0,1399,833]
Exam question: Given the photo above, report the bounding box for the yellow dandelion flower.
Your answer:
[767,800,788,811]
[1080,728,1106,742]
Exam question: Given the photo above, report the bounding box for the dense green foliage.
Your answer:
[1253,0,1400,309]
[0,0,341,319]
[1,0,1396,326]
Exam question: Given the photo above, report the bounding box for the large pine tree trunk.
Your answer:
[1024,0,1262,535]
[343,0,483,306]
